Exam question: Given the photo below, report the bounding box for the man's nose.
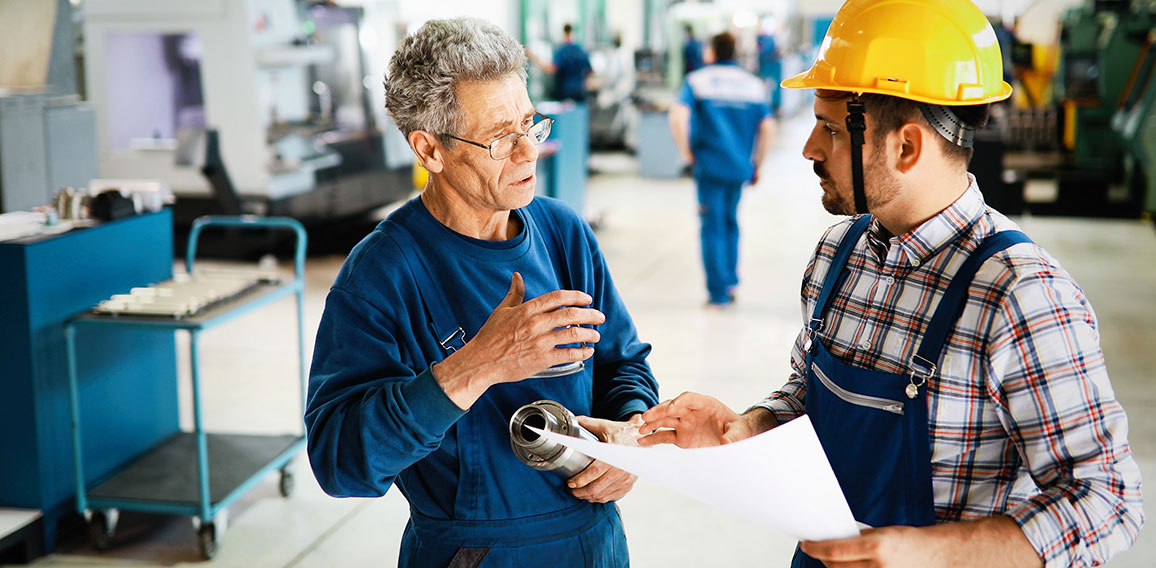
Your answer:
[802,130,823,162]
[512,134,539,162]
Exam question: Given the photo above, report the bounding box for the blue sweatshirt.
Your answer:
[305,196,659,522]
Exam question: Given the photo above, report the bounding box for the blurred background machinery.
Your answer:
[983,0,1156,219]
[80,0,414,230]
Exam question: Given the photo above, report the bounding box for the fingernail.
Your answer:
[568,482,576,488]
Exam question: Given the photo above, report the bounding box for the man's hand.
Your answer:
[800,516,1042,568]
[802,526,935,568]
[566,415,643,503]
[433,272,604,409]
[636,392,770,448]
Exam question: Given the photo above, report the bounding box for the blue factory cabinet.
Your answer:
[637,109,683,178]
[0,210,178,554]
[536,101,588,216]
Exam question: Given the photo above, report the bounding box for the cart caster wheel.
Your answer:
[279,468,295,498]
[198,522,219,560]
[88,510,116,551]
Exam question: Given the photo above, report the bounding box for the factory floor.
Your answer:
[17,112,1156,567]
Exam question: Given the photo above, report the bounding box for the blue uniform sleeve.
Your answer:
[678,80,695,107]
[305,286,466,498]
[579,220,660,420]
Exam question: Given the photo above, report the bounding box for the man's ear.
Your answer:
[409,131,445,174]
[894,122,923,174]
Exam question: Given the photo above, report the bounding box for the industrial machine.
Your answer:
[81,0,412,226]
[1114,28,1156,216]
[1047,0,1156,217]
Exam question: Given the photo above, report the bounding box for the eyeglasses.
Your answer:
[442,112,554,160]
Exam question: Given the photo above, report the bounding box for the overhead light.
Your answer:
[732,11,758,29]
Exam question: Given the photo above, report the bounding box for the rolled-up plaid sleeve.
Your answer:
[989,271,1143,567]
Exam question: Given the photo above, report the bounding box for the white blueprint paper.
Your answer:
[531,415,860,541]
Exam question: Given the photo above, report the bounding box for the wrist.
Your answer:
[431,349,492,410]
[740,406,778,434]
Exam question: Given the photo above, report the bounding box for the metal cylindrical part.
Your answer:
[509,400,598,478]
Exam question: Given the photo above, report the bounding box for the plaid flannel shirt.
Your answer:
[755,179,1142,567]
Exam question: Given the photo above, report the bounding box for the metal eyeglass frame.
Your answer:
[441,112,554,160]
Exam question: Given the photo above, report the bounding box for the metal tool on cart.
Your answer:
[64,215,308,559]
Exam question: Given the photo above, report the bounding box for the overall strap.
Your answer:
[528,202,574,288]
[380,222,467,355]
[810,215,873,327]
[909,230,1033,378]
[804,215,872,352]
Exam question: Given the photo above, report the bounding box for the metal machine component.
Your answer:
[509,400,598,478]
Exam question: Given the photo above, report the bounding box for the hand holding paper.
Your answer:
[532,415,860,542]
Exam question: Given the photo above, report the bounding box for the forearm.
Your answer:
[668,104,693,163]
[592,358,659,420]
[801,515,1042,567]
[752,327,812,424]
[990,274,1145,565]
[526,50,556,74]
[926,516,1041,567]
[749,369,807,426]
[429,344,503,410]
[752,117,776,167]
[306,369,465,497]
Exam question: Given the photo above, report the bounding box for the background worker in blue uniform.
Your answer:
[681,24,703,77]
[669,31,776,307]
[756,25,782,116]
[528,23,592,102]
[305,18,659,568]
[640,1,1141,567]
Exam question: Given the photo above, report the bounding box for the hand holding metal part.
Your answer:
[509,400,643,503]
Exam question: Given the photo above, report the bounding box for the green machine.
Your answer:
[1055,0,1156,215]
[1114,27,1156,215]
[1059,3,1138,170]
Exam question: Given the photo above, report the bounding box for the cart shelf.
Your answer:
[64,215,308,560]
[69,279,302,332]
[86,432,302,512]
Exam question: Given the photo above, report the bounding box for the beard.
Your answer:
[816,148,901,216]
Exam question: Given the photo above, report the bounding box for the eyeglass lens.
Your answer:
[490,118,553,159]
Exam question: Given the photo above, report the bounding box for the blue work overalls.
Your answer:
[792,215,1029,568]
[384,215,631,568]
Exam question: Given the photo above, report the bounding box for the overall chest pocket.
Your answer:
[813,364,905,415]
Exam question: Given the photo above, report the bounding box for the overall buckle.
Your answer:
[803,318,824,353]
[439,327,467,353]
[906,355,936,399]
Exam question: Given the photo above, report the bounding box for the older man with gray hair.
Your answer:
[304,17,658,567]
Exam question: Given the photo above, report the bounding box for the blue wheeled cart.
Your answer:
[63,216,308,560]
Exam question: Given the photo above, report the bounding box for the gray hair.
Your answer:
[384,17,527,141]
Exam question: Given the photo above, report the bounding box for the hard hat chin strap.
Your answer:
[846,97,869,215]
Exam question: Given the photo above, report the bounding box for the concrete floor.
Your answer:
[16,112,1156,566]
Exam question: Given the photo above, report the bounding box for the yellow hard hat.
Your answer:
[782,0,1012,105]
[413,159,429,191]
